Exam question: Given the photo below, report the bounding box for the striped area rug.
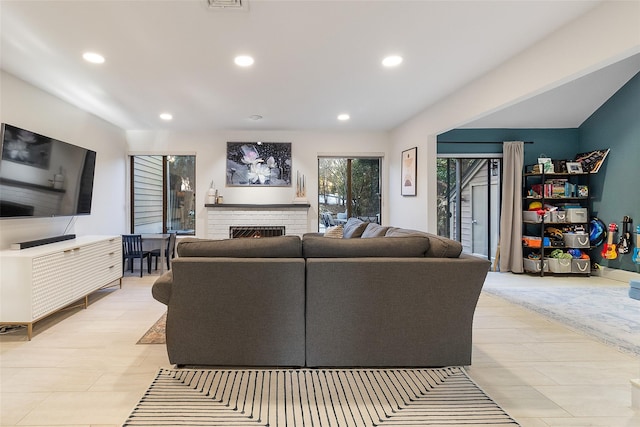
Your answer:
[124,367,519,426]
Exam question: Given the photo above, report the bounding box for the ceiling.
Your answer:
[461,52,640,129]
[0,0,636,132]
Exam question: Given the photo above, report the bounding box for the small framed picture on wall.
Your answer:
[401,147,417,196]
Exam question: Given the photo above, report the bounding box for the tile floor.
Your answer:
[1,271,638,426]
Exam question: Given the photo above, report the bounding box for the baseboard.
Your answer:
[594,266,640,283]
[11,234,76,250]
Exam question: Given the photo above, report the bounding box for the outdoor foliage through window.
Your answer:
[131,155,195,235]
[318,157,381,229]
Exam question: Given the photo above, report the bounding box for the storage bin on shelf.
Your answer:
[571,258,590,273]
[563,233,590,248]
[550,211,567,223]
[566,208,588,223]
[546,258,572,273]
[523,258,548,273]
[523,210,548,223]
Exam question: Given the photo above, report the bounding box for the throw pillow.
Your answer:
[324,224,344,238]
[342,217,368,238]
[361,223,390,238]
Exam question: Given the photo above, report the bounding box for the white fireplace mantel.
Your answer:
[206,204,310,239]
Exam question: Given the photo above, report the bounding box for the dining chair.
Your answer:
[122,234,151,277]
[152,232,177,271]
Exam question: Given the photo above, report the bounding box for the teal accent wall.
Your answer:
[437,128,579,166]
[438,72,639,273]
[579,71,640,272]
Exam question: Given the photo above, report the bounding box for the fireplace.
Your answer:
[206,204,310,239]
[230,226,286,239]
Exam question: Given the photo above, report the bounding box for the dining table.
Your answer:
[140,233,171,274]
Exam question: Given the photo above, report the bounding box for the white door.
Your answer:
[472,182,500,259]
[471,184,488,257]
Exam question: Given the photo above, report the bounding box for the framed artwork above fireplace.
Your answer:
[226,142,292,186]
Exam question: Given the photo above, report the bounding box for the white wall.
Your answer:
[389,0,640,232]
[0,71,128,249]
[126,130,390,237]
[2,1,637,246]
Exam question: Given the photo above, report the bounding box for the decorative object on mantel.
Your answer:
[293,170,308,204]
[226,142,291,186]
[401,147,417,196]
[207,181,218,204]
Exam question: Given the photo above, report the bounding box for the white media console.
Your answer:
[0,235,122,339]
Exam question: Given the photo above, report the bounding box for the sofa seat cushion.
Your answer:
[303,235,430,258]
[342,217,369,238]
[385,228,462,258]
[176,235,302,258]
[361,222,390,238]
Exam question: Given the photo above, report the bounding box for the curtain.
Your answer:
[499,141,524,273]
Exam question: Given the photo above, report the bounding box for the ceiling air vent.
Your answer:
[207,0,247,10]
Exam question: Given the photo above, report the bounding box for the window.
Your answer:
[130,155,195,235]
[318,157,381,230]
[437,156,501,260]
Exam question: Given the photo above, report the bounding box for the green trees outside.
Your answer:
[318,158,381,222]
[132,155,196,235]
[436,158,453,237]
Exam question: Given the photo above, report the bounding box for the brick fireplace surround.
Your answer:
[206,204,311,240]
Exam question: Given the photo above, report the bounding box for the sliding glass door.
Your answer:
[318,157,381,231]
[437,156,501,260]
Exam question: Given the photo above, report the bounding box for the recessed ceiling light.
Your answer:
[82,52,105,64]
[249,114,263,121]
[159,113,173,121]
[337,113,350,121]
[382,55,403,67]
[234,55,255,67]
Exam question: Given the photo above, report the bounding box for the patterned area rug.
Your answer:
[136,312,166,344]
[483,283,640,356]
[123,367,518,426]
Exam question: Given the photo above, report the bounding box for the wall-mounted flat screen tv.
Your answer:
[0,123,97,218]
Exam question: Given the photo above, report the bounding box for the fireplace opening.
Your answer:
[230,226,286,239]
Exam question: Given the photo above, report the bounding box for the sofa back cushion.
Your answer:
[384,228,462,258]
[177,235,302,258]
[302,235,430,258]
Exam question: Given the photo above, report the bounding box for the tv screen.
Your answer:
[0,123,97,218]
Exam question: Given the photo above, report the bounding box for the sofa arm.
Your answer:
[151,271,173,305]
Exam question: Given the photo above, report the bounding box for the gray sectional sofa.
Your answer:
[152,218,491,368]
